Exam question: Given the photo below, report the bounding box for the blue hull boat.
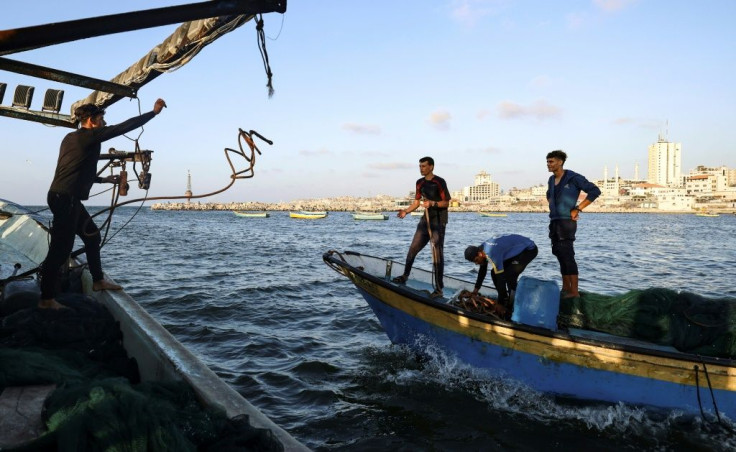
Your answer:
[323,250,736,421]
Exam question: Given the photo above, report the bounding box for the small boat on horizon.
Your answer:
[290,211,327,219]
[695,212,719,217]
[479,212,508,217]
[352,212,388,220]
[233,210,269,218]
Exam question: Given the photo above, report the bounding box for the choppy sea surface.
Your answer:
[53,208,736,450]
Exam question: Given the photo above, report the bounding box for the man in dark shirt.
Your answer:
[39,99,167,309]
[393,156,451,298]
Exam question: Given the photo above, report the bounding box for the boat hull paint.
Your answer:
[330,252,736,419]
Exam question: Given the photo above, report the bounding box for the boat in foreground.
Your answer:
[0,200,306,450]
[233,210,270,218]
[290,211,327,219]
[352,212,388,220]
[323,249,736,421]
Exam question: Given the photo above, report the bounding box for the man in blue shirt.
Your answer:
[546,150,601,299]
[464,234,538,308]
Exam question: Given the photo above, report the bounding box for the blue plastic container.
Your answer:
[511,276,560,330]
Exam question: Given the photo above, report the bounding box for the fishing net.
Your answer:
[558,288,736,358]
[1,294,283,451]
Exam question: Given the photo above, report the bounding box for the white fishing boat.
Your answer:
[233,210,270,218]
[352,212,388,220]
[0,2,306,450]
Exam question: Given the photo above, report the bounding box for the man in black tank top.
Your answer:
[38,99,167,309]
[393,156,452,298]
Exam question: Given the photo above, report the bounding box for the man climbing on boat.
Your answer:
[393,156,451,298]
[38,99,167,309]
[546,150,600,299]
[464,234,538,309]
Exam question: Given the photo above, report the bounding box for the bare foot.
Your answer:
[93,280,122,291]
[38,298,68,310]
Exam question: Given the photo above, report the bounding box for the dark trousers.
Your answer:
[490,246,539,296]
[549,219,578,275]
[40,192,103,299]
[403,218,446,289]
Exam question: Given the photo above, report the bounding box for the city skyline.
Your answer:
[1,1,735,205]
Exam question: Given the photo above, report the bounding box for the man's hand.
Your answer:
[397,209,407,219]
[153,98,167,114]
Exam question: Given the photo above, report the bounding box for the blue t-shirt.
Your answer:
[546,169,601,220]
[480,234,536,273]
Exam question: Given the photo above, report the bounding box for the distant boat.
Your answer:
[695,213,719,217]
[410,210,424,216]
[353,212,388,221]
[290,212,327,219]
[297,210,327,216]
[479,212,508,217]
[232,211,269,218]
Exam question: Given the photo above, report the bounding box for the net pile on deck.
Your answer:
[0,293,282,451]
[558,288,736,359]
[451,290,510,320]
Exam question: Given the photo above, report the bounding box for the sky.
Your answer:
[1,0,735,205]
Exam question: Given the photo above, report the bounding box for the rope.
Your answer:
[698,357,722,423]
[323,250,349,275]
[256,15,275,98]
[693,360,723,426]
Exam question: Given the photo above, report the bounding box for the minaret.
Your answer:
[603,166,609,196]
[634,162,639,181]
[185,170,193,203]
[615,164,620,195]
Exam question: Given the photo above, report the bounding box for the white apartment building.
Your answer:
[460,170,500,202]
[647,135,682,187]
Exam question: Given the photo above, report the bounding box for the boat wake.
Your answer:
[375,336,736,450]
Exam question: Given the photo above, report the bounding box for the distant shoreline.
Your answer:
[148,202,736,215]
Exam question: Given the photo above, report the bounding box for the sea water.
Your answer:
[42,208,736,450]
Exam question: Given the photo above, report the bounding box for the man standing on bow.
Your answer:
[39,99,167,309]
[546,149,600,299]
[393,156,451,299]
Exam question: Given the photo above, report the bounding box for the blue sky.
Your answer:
[1,0,734,205]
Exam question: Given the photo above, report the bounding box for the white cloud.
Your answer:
[450,0,508,28]
[428,109,452,130]
[369,162,415,170]
[593,0,638,13]
[299,148,332,157]
[498,100,561,120]
[342,123,381,135]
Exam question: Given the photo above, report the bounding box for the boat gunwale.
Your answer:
[323,249,736,369]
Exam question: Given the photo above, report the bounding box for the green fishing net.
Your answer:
[1,293,283,451]
[558,288,736,358]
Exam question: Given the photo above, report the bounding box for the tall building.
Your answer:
[461,170,500,202]
[647,134,682,187]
